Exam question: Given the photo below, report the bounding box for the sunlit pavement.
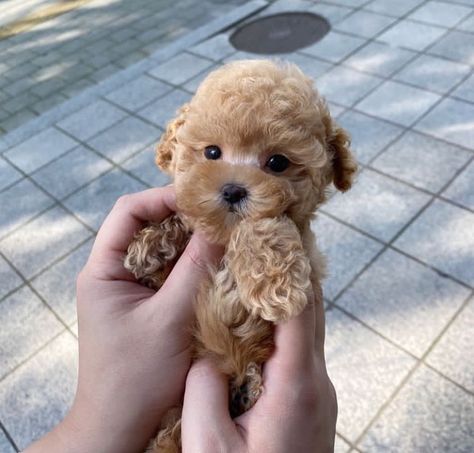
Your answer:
[0,0,473,451]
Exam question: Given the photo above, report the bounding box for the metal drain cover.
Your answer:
[230,12,330,54]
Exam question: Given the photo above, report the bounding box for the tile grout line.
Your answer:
[0,419,19,452]
[349,287,474,448]
[0,328,70,386]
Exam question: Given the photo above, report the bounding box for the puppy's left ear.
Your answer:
[155,103,189,173]
[321,103,357,192]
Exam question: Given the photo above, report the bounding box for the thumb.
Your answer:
[154,232,223,322]
[181,359,238,451]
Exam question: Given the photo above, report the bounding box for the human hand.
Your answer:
[181,290,337,453]
[25,186,222,453]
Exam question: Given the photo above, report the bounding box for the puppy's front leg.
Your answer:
[124,214,190,290]
[227,217,311,323]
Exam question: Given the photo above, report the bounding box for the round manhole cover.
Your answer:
[230,12,330,54]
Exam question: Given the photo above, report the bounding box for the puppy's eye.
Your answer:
[266,154,290,173]
[204,145,221,160]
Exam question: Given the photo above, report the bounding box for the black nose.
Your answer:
[221,184,247,205]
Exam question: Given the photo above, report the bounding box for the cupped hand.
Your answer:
[181,290,337,453]
[25,186,222,453]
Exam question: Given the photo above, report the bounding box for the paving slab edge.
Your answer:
[0,0,268,153]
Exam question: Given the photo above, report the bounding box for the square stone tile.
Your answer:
[377,20,446,51]
[338,249,470,357]
[0,431,15,453]
[355,80,441,126]
[138,89,191,129]
[325,307,416,442]
[183,65,220,93]
[359,365,474,452]
[31,239,93,325]
[190,34,235,61]
[394,54,471,94]
[372,131,471,192]
[315,66,382,107]
[337,110,404,164]
[428,297,474,393]
[148,52,214,85]
[0,255,23,300]
[105,75,172,112]
[415,98,474,149]
[0,332,78,450]
[302,31,367,63]
[309,3,354,24]
[282,53,333,80]
[328,0,368,6]
[70,321,78,337]
[63,169,147,230]
[57,99,127,141]
[408,0,472,28]
[428,30,474,65]
[365,0,425,16]
[122,147,171,188]
[335,10,396,38]
[442,161,474,211]
[223,51,263,64]
[0,156,22,191]
[335,434,351,453]
[458,12,474,32]
[0,179,55,239]
[324,169,431,242]
[0,206,92,280]
[30,145,113,199]
[88,117,161,163]
[0,286,64,379]
[4,127,78,173]
[311,214,383,300]
[344,41,416,77]
[451,73,474,103]
[260,0,316,15]
[328,103,347,118]
[394,200,474,286]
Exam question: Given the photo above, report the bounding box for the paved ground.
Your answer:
[0,0,247,134]
[0,0,474,452]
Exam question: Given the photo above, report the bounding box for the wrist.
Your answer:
[25,396,161,453]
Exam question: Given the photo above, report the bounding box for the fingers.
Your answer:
[90,186,176,262]
[181,359,237,451]
[155,232,223,323]
[268,296,317,380]
[313,281,326,360]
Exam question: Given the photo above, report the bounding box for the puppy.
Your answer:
[125,59,357,452]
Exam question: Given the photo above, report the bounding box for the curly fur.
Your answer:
[125,215,190,290]
[124,59,357,452]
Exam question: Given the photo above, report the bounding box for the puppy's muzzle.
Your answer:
[221,183,247,205]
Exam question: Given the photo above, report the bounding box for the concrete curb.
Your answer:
[0,0,268,152]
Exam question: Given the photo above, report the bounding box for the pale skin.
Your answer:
[25,186,337,453]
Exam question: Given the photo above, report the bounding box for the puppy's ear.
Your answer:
[155,103,189,173]
[327,122,357,192]
[320,102,357,192]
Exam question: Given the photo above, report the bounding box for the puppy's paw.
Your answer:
[124,215,190,290]
[230,362,263,417]
[227,217,311,322]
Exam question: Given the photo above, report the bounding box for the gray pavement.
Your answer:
[0,0,247,134]
[0,0,474,452]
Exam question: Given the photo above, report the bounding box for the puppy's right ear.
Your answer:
[155,104,189,173]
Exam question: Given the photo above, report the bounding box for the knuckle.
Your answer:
[114,193,133,211]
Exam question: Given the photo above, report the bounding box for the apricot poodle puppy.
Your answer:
[124,59,357,452]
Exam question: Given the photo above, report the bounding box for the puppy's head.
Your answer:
[156,59,357,244]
